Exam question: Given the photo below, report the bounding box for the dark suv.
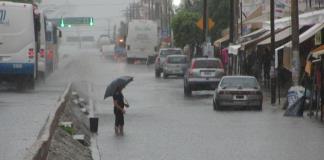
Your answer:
[184,58,225,96]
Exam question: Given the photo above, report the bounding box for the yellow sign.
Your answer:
[196,17,215,31]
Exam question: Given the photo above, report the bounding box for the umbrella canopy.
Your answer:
[104,76,133,99]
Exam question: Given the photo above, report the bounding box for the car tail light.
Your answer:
[40,49,45,58]
[219,91,225,95]
[28,48,35,59]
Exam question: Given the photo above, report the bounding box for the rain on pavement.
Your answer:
[0,0,324,160]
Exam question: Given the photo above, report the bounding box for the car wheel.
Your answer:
[127,58,133,64]
[184,85,192,97]
[213,100,217,110]
[27,76,35,90]
[163,73,168,79]
[257,103,263,111]
[155,70,161,78]
[213,100,221,111]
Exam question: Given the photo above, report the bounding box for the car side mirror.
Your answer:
[127,45,130,50]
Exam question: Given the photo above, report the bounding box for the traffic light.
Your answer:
[60,17,65,27]
[89,17,94,26]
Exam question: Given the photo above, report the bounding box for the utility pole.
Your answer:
[229,0,239,43]
[291,0,300,85]
[230,0,234,43]
[270,0,276,104]
[203,0,208,42]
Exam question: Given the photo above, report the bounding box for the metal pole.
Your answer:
[240,1,243,36]
[203,0,208,42]
[230,0,234,43]
[291,0,300,85]
[270,0,276,104]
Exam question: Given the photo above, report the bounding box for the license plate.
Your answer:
[233,95,247,100]
[201,71,215,77]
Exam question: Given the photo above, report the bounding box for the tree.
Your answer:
[171,10,203,48]
[180,0,230,42]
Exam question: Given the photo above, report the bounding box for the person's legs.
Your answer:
[115,126,119,135]
[119,114,125,135]
[114,110,125,135]
[114,108,120,135]
[119,125,124,135]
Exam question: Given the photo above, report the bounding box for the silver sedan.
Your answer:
[213,76,263,111]
[162,55,188,78]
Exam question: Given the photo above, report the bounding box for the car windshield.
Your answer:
[194,60,222,68]
[168,56,187,64]
[220,77,258,88]
[160,50,182,57]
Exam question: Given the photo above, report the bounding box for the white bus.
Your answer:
[0,2,41,89]
[126,19,158,63]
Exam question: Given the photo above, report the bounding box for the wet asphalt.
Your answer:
[1,47,324,160]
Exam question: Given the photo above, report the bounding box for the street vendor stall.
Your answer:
[310,45,324,121]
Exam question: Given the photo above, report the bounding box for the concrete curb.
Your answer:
[87,82,101,160]
[23,83,72,160]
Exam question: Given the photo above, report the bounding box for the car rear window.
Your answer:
[220,77,258,88]
[160,50,182,57]
[168,56,187,64]
[194,60,222,68]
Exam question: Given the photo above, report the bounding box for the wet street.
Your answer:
[0,46,324,160]
[0,0,324,160]
[77,49,324,160]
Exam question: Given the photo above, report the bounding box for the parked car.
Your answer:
[213,76,263,111]
[184,58,225,96]
[162,55,189,78]
[155,48,182,77]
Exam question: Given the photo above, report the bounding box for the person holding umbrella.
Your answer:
[104,76,133,136]
[113,86,126,135]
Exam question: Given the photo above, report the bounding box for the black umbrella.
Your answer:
[104,76,133,99]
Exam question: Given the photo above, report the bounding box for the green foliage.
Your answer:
[207,0,230,41]
[175,0,230,43]
[60,126,75,135]
[171,10,204,48]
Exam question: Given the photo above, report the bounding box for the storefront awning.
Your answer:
[241,26,288,51]
[238,28,268,43]
[258,27,292,46]
[214,35,229,47]
[276,23,324,53]
[311,45,324,59]
[276,23,324,71]
[263,9,324,30]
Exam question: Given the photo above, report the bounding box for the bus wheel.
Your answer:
[16,77,26,91]
[127,58,133,64]
[28,76,35,90]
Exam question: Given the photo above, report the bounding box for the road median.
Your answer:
[24,82,98,160]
